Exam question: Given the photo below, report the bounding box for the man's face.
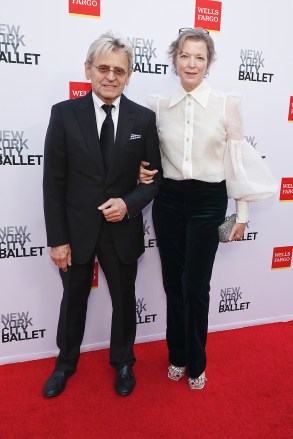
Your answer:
[85,49,132,104]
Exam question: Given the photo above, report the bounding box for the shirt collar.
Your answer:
[168,80,211,109]
[92,92,121,111]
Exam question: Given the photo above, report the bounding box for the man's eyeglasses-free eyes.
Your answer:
[88,63,128,77]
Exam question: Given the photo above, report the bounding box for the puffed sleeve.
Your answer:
[146,95,165,159]
[147,95,158,112]
[224,94,278,223]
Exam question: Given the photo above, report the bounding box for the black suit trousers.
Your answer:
[55,220,137,373]
[152,178,227,379]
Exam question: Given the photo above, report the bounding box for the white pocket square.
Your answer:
[130,134,141,140]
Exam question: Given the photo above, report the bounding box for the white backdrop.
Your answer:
[1,0,292,365]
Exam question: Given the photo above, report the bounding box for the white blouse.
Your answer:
[148,81,278,223]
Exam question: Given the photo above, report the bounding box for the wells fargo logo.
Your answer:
[69,82,92,99]
[69,0,100,18]
[92,261,99,288]
[271,246,293,270]
[280,178,293,201]
[194,0,222,32]
[288,97,293,122]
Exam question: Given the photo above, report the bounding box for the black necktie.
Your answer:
[100,104,114,172]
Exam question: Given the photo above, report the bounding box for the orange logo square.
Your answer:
[271,246,293,269]
[288,97,293,122]
[69,82,92,99]
[69,0,100,18]
[92,261,99,288]
[194,0,222,32]
[280,177,293,201]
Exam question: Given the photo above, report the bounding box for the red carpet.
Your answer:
[1,322,293,439]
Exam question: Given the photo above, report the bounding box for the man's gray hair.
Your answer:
[86,31,133,70]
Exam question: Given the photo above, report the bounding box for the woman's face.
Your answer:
[175,39,208,92]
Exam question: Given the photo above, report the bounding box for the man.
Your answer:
[43,32,161,398]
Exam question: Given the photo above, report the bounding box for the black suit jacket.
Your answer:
[43,92,161,264]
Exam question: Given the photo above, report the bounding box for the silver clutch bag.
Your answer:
[218,214,236,243]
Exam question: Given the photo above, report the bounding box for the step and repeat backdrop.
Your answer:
[1,0,292,364]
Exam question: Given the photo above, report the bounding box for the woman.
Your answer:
[140,28,277,390]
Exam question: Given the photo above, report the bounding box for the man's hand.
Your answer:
[98,198,127,222]
[50,244,71,272]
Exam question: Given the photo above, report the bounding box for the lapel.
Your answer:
[74,92,106,178]
[106,94,136,178]
[73,92,136,180]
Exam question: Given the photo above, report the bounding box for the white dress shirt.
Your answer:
[92,92,120,139]
[148,81,278,223]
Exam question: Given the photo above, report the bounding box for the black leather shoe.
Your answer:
[114,365,136,396]
[43,370,75,398]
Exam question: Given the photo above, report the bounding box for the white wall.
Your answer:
[1,0,292,365]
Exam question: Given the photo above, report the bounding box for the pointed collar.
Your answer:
[168,80,211,109]
[91,92,121,111]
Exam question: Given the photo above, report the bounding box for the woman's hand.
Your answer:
[139,161,158,184]
[228,223,246,241]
